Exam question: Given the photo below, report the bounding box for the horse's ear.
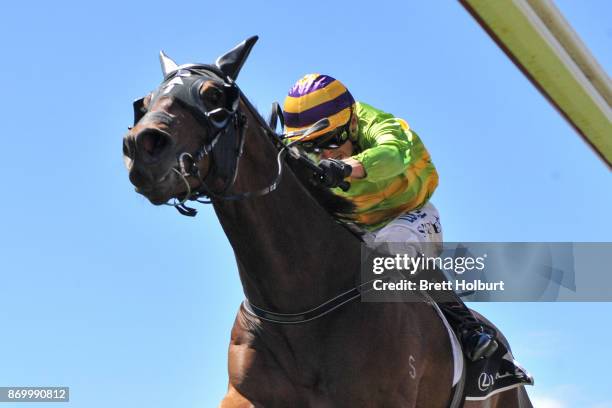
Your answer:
[159,50,178,77]
[215,36,258,80]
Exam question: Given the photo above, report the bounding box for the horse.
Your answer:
[122,36,533,408]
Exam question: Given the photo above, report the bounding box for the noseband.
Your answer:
[134,64,287,216]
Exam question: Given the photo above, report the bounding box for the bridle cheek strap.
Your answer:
[138,65,287,215]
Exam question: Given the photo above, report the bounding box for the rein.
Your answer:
[242,288,362,324]
[242,273,395,324]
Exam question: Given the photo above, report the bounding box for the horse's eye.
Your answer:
[201,86,224,106]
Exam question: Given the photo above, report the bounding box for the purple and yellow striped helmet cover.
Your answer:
[283,74,355,141]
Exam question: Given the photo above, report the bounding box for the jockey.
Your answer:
[283,73,498,361]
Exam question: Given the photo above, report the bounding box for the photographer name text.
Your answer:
[372,279,505,292]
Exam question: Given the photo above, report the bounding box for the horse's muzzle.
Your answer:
[123,127,179,204]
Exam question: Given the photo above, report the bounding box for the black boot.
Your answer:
[440,302,498,361]
[459,320,498,361]
[420,267,499,361]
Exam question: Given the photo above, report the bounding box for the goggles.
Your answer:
[300,125,350,154]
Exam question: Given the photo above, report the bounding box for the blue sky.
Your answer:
[0,1,610,407]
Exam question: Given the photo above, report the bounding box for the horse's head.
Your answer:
[123,36,258,208]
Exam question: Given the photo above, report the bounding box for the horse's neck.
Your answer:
[212,106,361,312]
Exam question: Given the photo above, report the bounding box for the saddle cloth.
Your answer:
[463,346,534,401]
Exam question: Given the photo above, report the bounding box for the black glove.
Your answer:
[317,159,352,188]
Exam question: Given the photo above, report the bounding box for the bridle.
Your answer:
[134,64,288,216]
[131,62,367,324]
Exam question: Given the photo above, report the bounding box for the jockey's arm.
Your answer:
[346,132,410,181]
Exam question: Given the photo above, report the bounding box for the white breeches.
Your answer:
[371,202,443,257]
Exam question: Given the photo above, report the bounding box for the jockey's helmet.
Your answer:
[283,74,355,146]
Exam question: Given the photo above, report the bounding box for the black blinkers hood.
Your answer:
[134,64,239,128]
[132,35,259,126]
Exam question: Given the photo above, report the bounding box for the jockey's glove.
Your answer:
[317,159,352,188]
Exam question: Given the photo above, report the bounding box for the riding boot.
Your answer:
[438,300,499,361]
[425,268,498,362]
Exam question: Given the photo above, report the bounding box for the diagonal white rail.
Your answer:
[460,0,612,169]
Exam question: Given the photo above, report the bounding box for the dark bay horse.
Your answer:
[122,36,532,408]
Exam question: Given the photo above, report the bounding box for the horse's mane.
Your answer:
[243,96,356,220]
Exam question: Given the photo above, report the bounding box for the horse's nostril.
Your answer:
[138,130,171,159]
[129,166,150,188]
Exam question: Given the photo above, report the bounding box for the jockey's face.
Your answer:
[320,139,354,160]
